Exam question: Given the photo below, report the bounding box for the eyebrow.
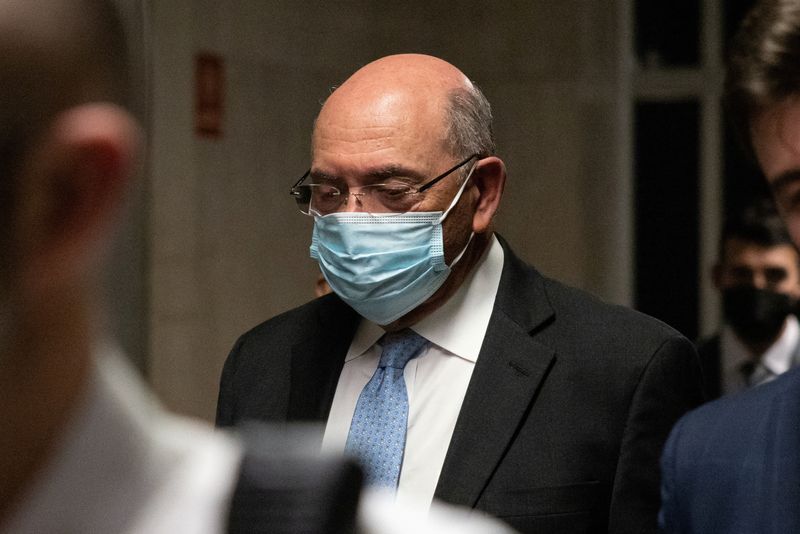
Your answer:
[770,169,800,194]
[309,164,427,184]
[365,164,426,182]
[308,170,341,183]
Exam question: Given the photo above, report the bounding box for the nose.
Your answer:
[341,191,367,213]
[752,272,768,290]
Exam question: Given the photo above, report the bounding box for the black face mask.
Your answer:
[722,286,795,345]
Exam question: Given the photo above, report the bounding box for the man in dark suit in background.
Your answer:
[217,53,704,533]
[698,199,800,399]
[660,1,800,532]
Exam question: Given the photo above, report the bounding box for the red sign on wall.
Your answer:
[195,52,224,138]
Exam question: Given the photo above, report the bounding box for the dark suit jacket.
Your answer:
[217,237,704,533]
[659,366,800,533]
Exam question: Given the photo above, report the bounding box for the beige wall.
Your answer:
[145,0,631,420]
[103,0,149,371]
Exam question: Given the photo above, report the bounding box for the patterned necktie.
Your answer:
[344,329,428,489]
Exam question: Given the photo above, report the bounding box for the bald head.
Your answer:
[314,54,494,161]
[334,54,473,98]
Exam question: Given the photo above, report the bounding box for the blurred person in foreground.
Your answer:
[698,198,800,399]
[660,1,800,532]
[217,52,704,533]
[0,1,246,531]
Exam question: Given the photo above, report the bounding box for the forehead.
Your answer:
[723,238,799,267]
[311,86,449,176]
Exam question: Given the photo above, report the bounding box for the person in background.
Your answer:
[217,52,704,533]
[698,198,800,399]
[660,1,800,532]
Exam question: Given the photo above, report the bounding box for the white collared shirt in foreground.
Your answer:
[322,234,505,514]
[2,342,242,534]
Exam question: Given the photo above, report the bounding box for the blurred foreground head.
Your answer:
[0,0,137,354]
[0,0,138,520]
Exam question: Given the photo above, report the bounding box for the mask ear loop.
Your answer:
[437,160,479,224]
[437,159,479,267]
[448,231,475,268]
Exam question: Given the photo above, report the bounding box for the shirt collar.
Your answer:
[721,314,800,375]
[346,321,385,362]
[345,234,504,363]
[762,314,800,373]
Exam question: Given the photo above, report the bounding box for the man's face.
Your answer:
[310,89,474,263]
[752,97,800,247]
[716,238,800,298]
[716,237,800,345]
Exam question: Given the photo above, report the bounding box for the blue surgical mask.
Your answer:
[310,171,474,325]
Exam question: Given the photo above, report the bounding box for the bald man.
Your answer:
[0,1,246,532]
[217,54,704,533]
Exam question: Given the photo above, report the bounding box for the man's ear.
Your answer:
[470,156,506,234]
[16,103,140,291]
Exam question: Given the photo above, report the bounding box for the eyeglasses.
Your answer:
[289,154,479,216]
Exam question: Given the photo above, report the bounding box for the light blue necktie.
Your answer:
[344,329,428,489]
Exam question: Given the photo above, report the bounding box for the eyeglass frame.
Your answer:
[289,153,481,215]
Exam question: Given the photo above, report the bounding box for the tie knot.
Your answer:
[379,329,428,369]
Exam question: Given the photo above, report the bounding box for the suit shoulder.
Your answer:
[681,365,800,431]
[668,367,800,460]
[540,275,687,344]
[237,294,356,347]
[495,238,690,360]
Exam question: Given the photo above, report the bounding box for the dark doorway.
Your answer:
[634,101,700,340]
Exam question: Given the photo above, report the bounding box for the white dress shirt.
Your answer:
[2,342,242,534]
[721,315,800,395]
[322,234,505,514]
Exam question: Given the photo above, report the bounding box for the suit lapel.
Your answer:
[287,297,360,421]
[434,236,556,507]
